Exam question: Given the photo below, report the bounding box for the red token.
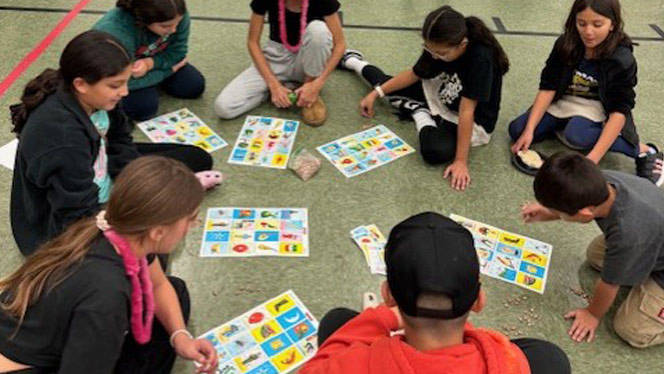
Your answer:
[233,244,249,253]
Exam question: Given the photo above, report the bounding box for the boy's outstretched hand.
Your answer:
[565,308,599,343]
[520,202,559,223]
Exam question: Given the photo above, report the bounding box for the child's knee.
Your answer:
[563,127,595,150]
[214,92,241,119]
[420,145,455,165]
[508,113,529,141]
[303,20,332,48]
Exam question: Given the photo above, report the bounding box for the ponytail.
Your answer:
[116,0,186,29]
[422,6,510,76]
[465,17,510,75]
[0,218,100,335]
[10,69,61,136]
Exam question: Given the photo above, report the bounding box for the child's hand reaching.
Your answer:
[565,308,599,343]
[521,202,558,223]
[443,160,470,191]
[360,91,378,117]
[131,58,154,78]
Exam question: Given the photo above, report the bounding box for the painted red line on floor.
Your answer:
[0,0,91,98]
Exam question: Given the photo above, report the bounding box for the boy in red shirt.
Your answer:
[300,212,570,374]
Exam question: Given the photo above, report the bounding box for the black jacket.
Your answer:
[10,88,139,255]
[539,36,639,146]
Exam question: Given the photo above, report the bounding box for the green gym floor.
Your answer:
[1,1,663,372]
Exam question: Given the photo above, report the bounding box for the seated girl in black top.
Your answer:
[339,6,509,191]
[10,30,220,256]
[509,0,663,186]
[0,156,217,373]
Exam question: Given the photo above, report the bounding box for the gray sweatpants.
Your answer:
[214,20,333,119]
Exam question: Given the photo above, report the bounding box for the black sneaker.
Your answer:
[636,143,664,187]
[338,49,364,71]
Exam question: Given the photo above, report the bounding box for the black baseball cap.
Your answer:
[385,212,480,319]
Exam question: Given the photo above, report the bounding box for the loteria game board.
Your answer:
[200,290,319,374]
[450,214,553,294]
[317,125,414,178]
[350,224,387,275]
[228,116,300,169]
[200,208,309,257]
[137,108,227,153]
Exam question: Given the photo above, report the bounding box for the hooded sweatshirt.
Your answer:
[300,306,530,374]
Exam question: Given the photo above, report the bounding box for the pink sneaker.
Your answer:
[195,170,223,190]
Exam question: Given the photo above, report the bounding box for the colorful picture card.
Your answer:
[450,214,553,294]
[200,290,319,374]
[317,125,415,178]
[200,208,309,257]
[228,116,300,169]
[137,108,228,153]
[350,224,387,275]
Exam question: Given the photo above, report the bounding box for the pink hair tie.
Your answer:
[278,0,309,53]
[103,229,155,344]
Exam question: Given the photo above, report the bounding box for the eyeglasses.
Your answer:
[422,43,450,60]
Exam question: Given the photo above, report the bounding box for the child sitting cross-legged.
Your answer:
[299,212,571,374]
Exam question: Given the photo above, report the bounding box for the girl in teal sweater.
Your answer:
[94,0,205,121]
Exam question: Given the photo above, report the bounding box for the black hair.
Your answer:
[559,0,632,65]
[422,6,509,75]
[9,30,131,136]
[534,151,610,215]
[116,0,187,29]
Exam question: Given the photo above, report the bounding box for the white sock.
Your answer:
[345,57,369,75]
[412,110,436,133]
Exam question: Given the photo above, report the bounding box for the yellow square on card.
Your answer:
[266,294,296,316]
[499,233,525,247]
[196,126,213,137]
[194,141,211,151]
[271,346,303,372]
[250,320,282,343]
[272,154,287,167]
[522,249,548,267]
[279,242,303,255]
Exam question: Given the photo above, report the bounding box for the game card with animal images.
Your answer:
[228,116,300,169]
[350,224,387,275]
[200,208,309,257]
[450,214,553,294]
[199,290,319,374]
[317,125,414,178]
[137,108,228,153]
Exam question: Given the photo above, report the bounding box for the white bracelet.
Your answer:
[374,85,386,98]
[169,329,193,347]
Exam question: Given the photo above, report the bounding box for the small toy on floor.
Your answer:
[302,96,327,127]
[195,171,223,190]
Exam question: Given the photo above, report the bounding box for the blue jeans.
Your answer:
[122,64,206,121]
[508,110,638,158]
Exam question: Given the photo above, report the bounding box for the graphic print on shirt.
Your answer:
[434,72,463,105]
[566,70,599,99]
[135,34,171,58]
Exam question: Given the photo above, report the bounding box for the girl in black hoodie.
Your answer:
[9,30,219,256]
[509,0,663,186]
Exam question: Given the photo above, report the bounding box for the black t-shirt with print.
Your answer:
[250,0,340,46]
[565,59,600,100]
[412,43,502,133]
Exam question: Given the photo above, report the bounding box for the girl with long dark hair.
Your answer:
[509,0,663,186]
[10,30,219,256]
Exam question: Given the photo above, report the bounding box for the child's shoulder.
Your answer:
[94,7,135,31]
[605,42,635,69]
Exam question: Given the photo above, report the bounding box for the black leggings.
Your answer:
[318,308,571,374]
[6,277,190,374]
[361,65,457,164]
